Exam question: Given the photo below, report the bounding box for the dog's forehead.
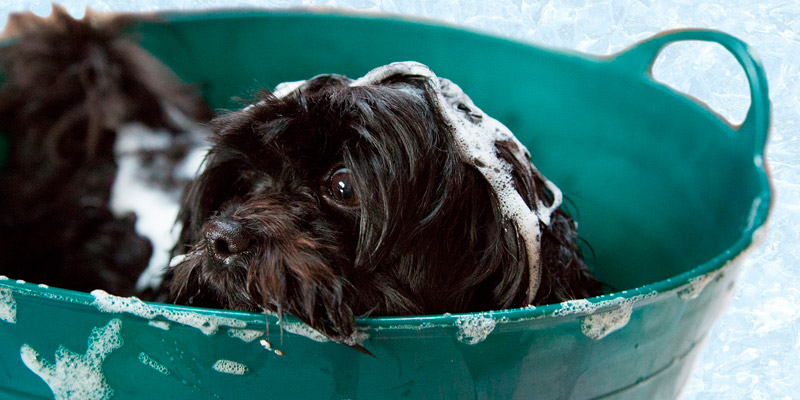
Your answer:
[264,73,431,145]
[275,68,427,100]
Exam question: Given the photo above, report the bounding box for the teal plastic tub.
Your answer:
[0,9,771,399]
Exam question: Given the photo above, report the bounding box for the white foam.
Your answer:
[212,359,248,376]
[138,352,170,375]
[111,126,181,291]
[679,270,720,300]
[147,320,171,331]
[273,80,307,98]
[20,318,124,400]
[0,275,8,280]
[581,301,635,340]
[552,298,597,317]
[577,293,656,340]
[343,330,370,347]
[280,321,330,343]
[276,319,369,346]
[352,62,561,303]
[168,254,188,268]
[455,314,497,345]
[110,121,210,291]
[90,290,246,335]
[240,80,301,113]
[175,147,208,181]
[227,328,264,343]
[0,287,17,324]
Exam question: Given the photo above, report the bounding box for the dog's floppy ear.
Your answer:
[494,140,601,305]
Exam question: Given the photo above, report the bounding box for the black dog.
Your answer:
[0,8,210,295]
[163,63,602,346]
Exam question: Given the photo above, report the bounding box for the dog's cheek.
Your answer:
[166,246,206,305]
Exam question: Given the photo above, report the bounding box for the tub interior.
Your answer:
[130,12,761,292]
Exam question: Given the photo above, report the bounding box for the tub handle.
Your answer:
[613,29,770,158]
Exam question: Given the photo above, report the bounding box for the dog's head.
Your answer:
[166,63,600,346]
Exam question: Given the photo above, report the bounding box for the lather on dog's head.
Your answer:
[165,63,601,346]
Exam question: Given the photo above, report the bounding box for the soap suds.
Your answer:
[576,294,656,340]
[277,319,368,346]
[280,321,330,343]
[552,298,597,317]
[351,62,561,303]
[91,290,246,335]
[273,80,307,98]
[110,120,210,291]
[455,314,497,345]
[227,328,263,343]
[342,330,370,347]
[0,287,17,324]
[581,301,635,340]
[148,320,171,331]
[138,352,170,375]
[679,270,720,300]
[168,254,187,268]
[212,360,248,376]
[20,319,123,400]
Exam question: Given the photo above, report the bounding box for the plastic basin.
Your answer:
[0,10,771,400]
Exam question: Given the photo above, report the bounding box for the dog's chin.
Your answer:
[168,249,253,311]
[169,242,360,343]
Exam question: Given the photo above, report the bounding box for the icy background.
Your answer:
[1,1,798,398]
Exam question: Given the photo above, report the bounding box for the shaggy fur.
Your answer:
[0,8,210,295]
[163,73,602,347]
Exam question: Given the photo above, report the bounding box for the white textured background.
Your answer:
[1,1,798,398]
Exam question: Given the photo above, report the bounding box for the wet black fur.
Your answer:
[164,73,602,345]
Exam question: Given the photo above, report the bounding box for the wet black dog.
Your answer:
[163,63,602,346]
[0,8,210,295]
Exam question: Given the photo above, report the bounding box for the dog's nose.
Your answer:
[204,219,250,262]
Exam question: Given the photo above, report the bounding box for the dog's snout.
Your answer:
[204,219,250,262]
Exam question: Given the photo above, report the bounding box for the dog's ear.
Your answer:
[464,140,539,308]
[493,140,601,305]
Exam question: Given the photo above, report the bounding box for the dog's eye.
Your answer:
[329,168,358,206]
